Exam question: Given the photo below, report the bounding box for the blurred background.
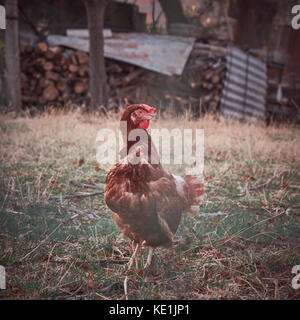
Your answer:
[0,0,299,123]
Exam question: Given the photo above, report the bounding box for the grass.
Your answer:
[0,111,299,300]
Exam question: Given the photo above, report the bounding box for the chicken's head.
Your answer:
[121,104,156,130]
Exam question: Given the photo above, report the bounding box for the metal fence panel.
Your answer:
[220,47,267,124]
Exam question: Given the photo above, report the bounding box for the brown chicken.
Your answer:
[104,104,204,269]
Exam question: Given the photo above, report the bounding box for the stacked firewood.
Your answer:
[20,41,227,116]
[145,43,227,115]
[20,42,148,109]
[20,42,90,106]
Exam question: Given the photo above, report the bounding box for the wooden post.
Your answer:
[5,0,21,112]
[83,0,110,111]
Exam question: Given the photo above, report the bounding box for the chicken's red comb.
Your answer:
[140,104,156,113]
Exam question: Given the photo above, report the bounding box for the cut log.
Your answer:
[57,80,68,92]
[36,57,46,66]
[211,74,221,84]
[43,61,54,71]
[70,54,78,65]
[75,50,89,65]
[33,72,42,79]
[44,49,56,60]
[37,42,48,53]
[45,71,60,82]
[69,64,78,73]
[74,82,86,95]
[43,85,59,101]
[78,64,88,76]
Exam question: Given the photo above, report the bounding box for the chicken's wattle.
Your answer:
[139,120,150,130]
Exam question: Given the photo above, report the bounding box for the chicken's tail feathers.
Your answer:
[183,175,204,215]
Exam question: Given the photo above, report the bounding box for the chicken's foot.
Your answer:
[144,247,154,269]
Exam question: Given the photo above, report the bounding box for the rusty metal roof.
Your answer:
[47,33,195,76]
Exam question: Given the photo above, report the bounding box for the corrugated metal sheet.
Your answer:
[47,33,195,76]
[220,47,267,124]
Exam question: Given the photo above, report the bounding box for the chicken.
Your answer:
[104,104,204,270]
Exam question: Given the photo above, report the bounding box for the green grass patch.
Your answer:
[0,114,299,300]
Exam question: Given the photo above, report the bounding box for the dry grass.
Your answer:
[0,111,299,300]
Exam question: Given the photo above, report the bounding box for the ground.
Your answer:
[0,111,299,300]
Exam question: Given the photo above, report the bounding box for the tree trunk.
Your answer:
[5,0,21,112]
[158,0,188,31]
[229,0,278,49]
[83,0,109,111]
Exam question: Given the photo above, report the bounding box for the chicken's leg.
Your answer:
[127,243,141,271]
[168,246,174,257]
[144,247,154,269]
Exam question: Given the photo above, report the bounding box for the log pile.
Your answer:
[20,41,227,116]
[145,43,227,116]
[20,42,148,109]
[20,42,89,106]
